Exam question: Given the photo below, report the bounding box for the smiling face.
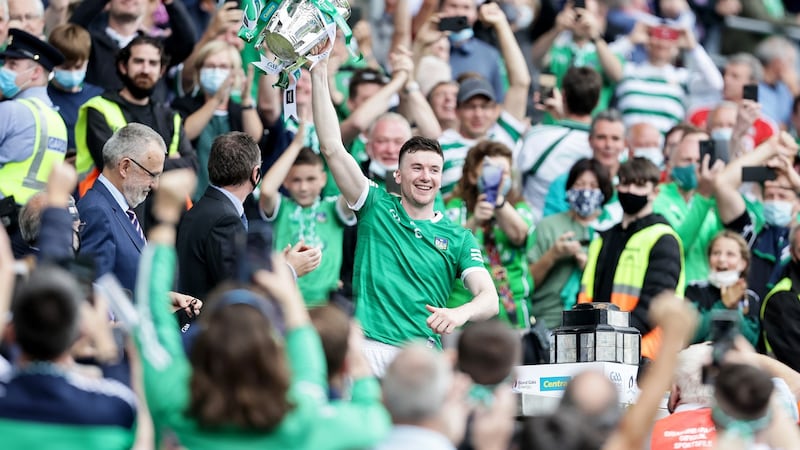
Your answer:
[395,150,443,209]
[708,236,747,274]
[457,96,498,139]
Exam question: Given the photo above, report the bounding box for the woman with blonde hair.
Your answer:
[172,40,263,201]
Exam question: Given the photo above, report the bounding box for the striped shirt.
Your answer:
[616,62,689,133]
[438,111,525,195]
[518,119,592,221]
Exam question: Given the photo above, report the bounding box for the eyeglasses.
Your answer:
[127,157,161,180]
[9,13,43,22]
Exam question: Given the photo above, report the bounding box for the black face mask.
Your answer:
[121,73,156,100]
[618,191,649,216]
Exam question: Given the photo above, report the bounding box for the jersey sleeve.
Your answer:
[457,230,488,282]
[349,182,383,214]
[133,245,192,423]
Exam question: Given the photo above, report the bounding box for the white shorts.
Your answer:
[362,338,402,378]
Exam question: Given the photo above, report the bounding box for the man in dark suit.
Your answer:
[78,123,165,292]
[176,132,262,300]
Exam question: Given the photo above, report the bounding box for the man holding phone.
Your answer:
[531,0,623,118]
[714,132,800,300]
[653,129,726,284]
[438,0,507,102]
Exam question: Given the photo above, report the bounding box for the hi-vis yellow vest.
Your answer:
[578,223,685,359]
[0,98,68,204]
[74,96,180,195]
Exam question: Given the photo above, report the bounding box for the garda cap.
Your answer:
[0,29,65,71]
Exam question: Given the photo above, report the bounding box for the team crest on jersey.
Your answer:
[316,212,328,223]
[435,237,449,250]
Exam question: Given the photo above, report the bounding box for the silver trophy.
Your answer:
[261,0,350,64]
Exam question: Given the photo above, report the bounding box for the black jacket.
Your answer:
[84,91,197,173]
[176,186,246,300]
[762,261,800,372]
[593,213,683,335]
[70,0,196,103]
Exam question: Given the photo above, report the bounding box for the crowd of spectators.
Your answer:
[3,0,800,448]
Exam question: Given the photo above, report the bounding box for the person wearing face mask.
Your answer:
[529,158,613,330]
[714,131,800,301]
[686,231,760,346]
[653,129,727,284]
[578,157,685,360]
[171,40,261,202]
[74,35,197,218]
[47,24,103,167]
[445,141,533,329]
[0,28,68,207]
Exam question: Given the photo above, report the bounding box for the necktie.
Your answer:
[126,208,146,243]
[240,213,249,231]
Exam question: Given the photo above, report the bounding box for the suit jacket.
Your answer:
[78,180,145,292]
[176,186,245,300]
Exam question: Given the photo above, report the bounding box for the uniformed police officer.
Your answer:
[0,28,68,206]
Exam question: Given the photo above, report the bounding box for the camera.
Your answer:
[702,309,740,384]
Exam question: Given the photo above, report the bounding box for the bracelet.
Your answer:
[495,199,506,210]
[241,103,256,110]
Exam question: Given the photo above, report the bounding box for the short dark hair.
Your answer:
[566,158,614,206]
[348,68,388,100]
[292,147,323,168]
[309,305,351,378]
[618,157,661,186]
[398,136,443,164]
[115,35,170,77]
[12,266,83,360]
[208,132,261,187]
[714,363,774,422]
[457,320,520,385]
[562,67,602,116]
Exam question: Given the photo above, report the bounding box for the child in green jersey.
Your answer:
[260,124,355,306]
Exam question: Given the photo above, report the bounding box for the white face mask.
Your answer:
[368,159,398,178]
[708,270,740,289]
[633,147,664,169]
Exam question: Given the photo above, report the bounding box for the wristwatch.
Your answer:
[404,81,420,95]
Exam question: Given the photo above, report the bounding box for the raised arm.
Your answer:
[259,123,307,216]
[481,2,531,122]
[714,135,780,224]
[311,59,369,206]
[603,294,697,450]
[530,7,574,69]
[395,48,442,139]
[340,52,409,144]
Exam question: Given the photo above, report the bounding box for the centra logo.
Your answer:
[540,376,571,391]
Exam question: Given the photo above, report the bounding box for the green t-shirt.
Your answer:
[445,198,535,329]
[348,134,368,164]
[268,195,354,306]
[546,34,624,121]
[134,245,391,450]
[193,114,230,202]
[528,212,591,330]
[653,183,722,285]
[353,184,487,347]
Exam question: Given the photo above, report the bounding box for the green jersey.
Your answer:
[134,245,391,449]
[545,32,624,122]
[268,195,355,306]
[653,183,722,284]
[438,111,525,195]
[352,184,487,347]
[445,198,535,329]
